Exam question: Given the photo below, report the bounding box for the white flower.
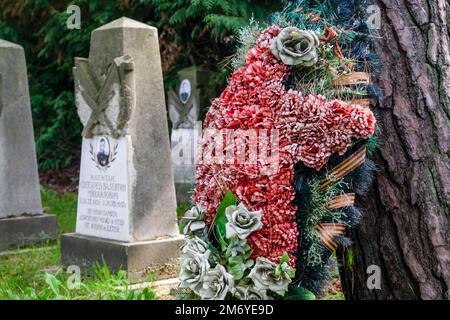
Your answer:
[225,204,263,240]
[248,257,291,293]
[270,27,320,66]
[182,236,209,255]
[197,264,234,300]
[179,249,210,291]
[234,285,270,300]
[181,204,206,235]
[225,237,248,257]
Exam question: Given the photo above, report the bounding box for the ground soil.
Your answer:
[39,162,79,193]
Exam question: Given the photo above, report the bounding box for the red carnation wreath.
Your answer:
[194,26,375,265]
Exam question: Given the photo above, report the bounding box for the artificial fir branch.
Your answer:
[303,179,348,266]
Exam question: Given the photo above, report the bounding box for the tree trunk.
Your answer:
[339,0,450,300]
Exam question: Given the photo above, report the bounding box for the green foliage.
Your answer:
[214,190,237,250]
[276,252,295,279]
[285,286,316,300]
[147,0,276,39]
[0,0,280,170]
[227,255,246,280]
[272,1,361,48]
[0,19,18,41]
[366,133,382,157]
[1,0,110,170]
[231,18,264,70]
[345,248,354,271]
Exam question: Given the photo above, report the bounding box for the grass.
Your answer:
[0,243,60,294]
[41,187,78,235]
[323,290,345,300]
[0,248,157,300]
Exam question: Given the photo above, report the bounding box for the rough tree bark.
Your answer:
[339,0,450,300]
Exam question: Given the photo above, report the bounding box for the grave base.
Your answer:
[0,214,57,251]
[61,233,183,283]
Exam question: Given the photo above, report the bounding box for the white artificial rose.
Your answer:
[225,204,263,240]
[248,257,291,293]
[270,27,320,66]
[181,204,206,235]
[179,249,210,291]
[197,264,234,300]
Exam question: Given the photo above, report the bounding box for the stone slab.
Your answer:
[61,233,183,283]
[75,136,131,241]
[0,214,57,251]
[0,40,43,217]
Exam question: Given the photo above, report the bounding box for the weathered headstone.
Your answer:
[61,17,183,282]
[168,67,210,204]
[0,40,57,251]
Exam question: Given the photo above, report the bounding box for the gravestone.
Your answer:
[168,67,210,204]
[61,17,183,282]
[0,39,57,251]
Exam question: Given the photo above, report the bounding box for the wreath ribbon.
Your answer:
[317,145,366,252]
[317,223,347,252]
[333,72,372,86]
[327,193,356,210]
[320,145,367,190]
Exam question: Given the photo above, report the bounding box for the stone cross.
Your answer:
[168,67,211,203]
[61,18,183,282]
[0,40,56,251]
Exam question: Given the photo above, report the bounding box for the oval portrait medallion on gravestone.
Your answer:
[179,79,191,104]
[89,136,118,170]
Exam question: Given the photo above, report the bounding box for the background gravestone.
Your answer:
[167,67,211,204]
[60,17,183,282]
[0,39,57,251]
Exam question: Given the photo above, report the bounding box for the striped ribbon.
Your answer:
[333,72,371,86]
[320,146,366,190]
[316,223,347,252]
[350,98,371,108]
[327,193,356,210]
[315,194,355,252]
[316,146,366,252]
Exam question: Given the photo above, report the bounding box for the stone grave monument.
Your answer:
[167,67,211,204]
[60,17,183,282]
[0,39,57,251]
